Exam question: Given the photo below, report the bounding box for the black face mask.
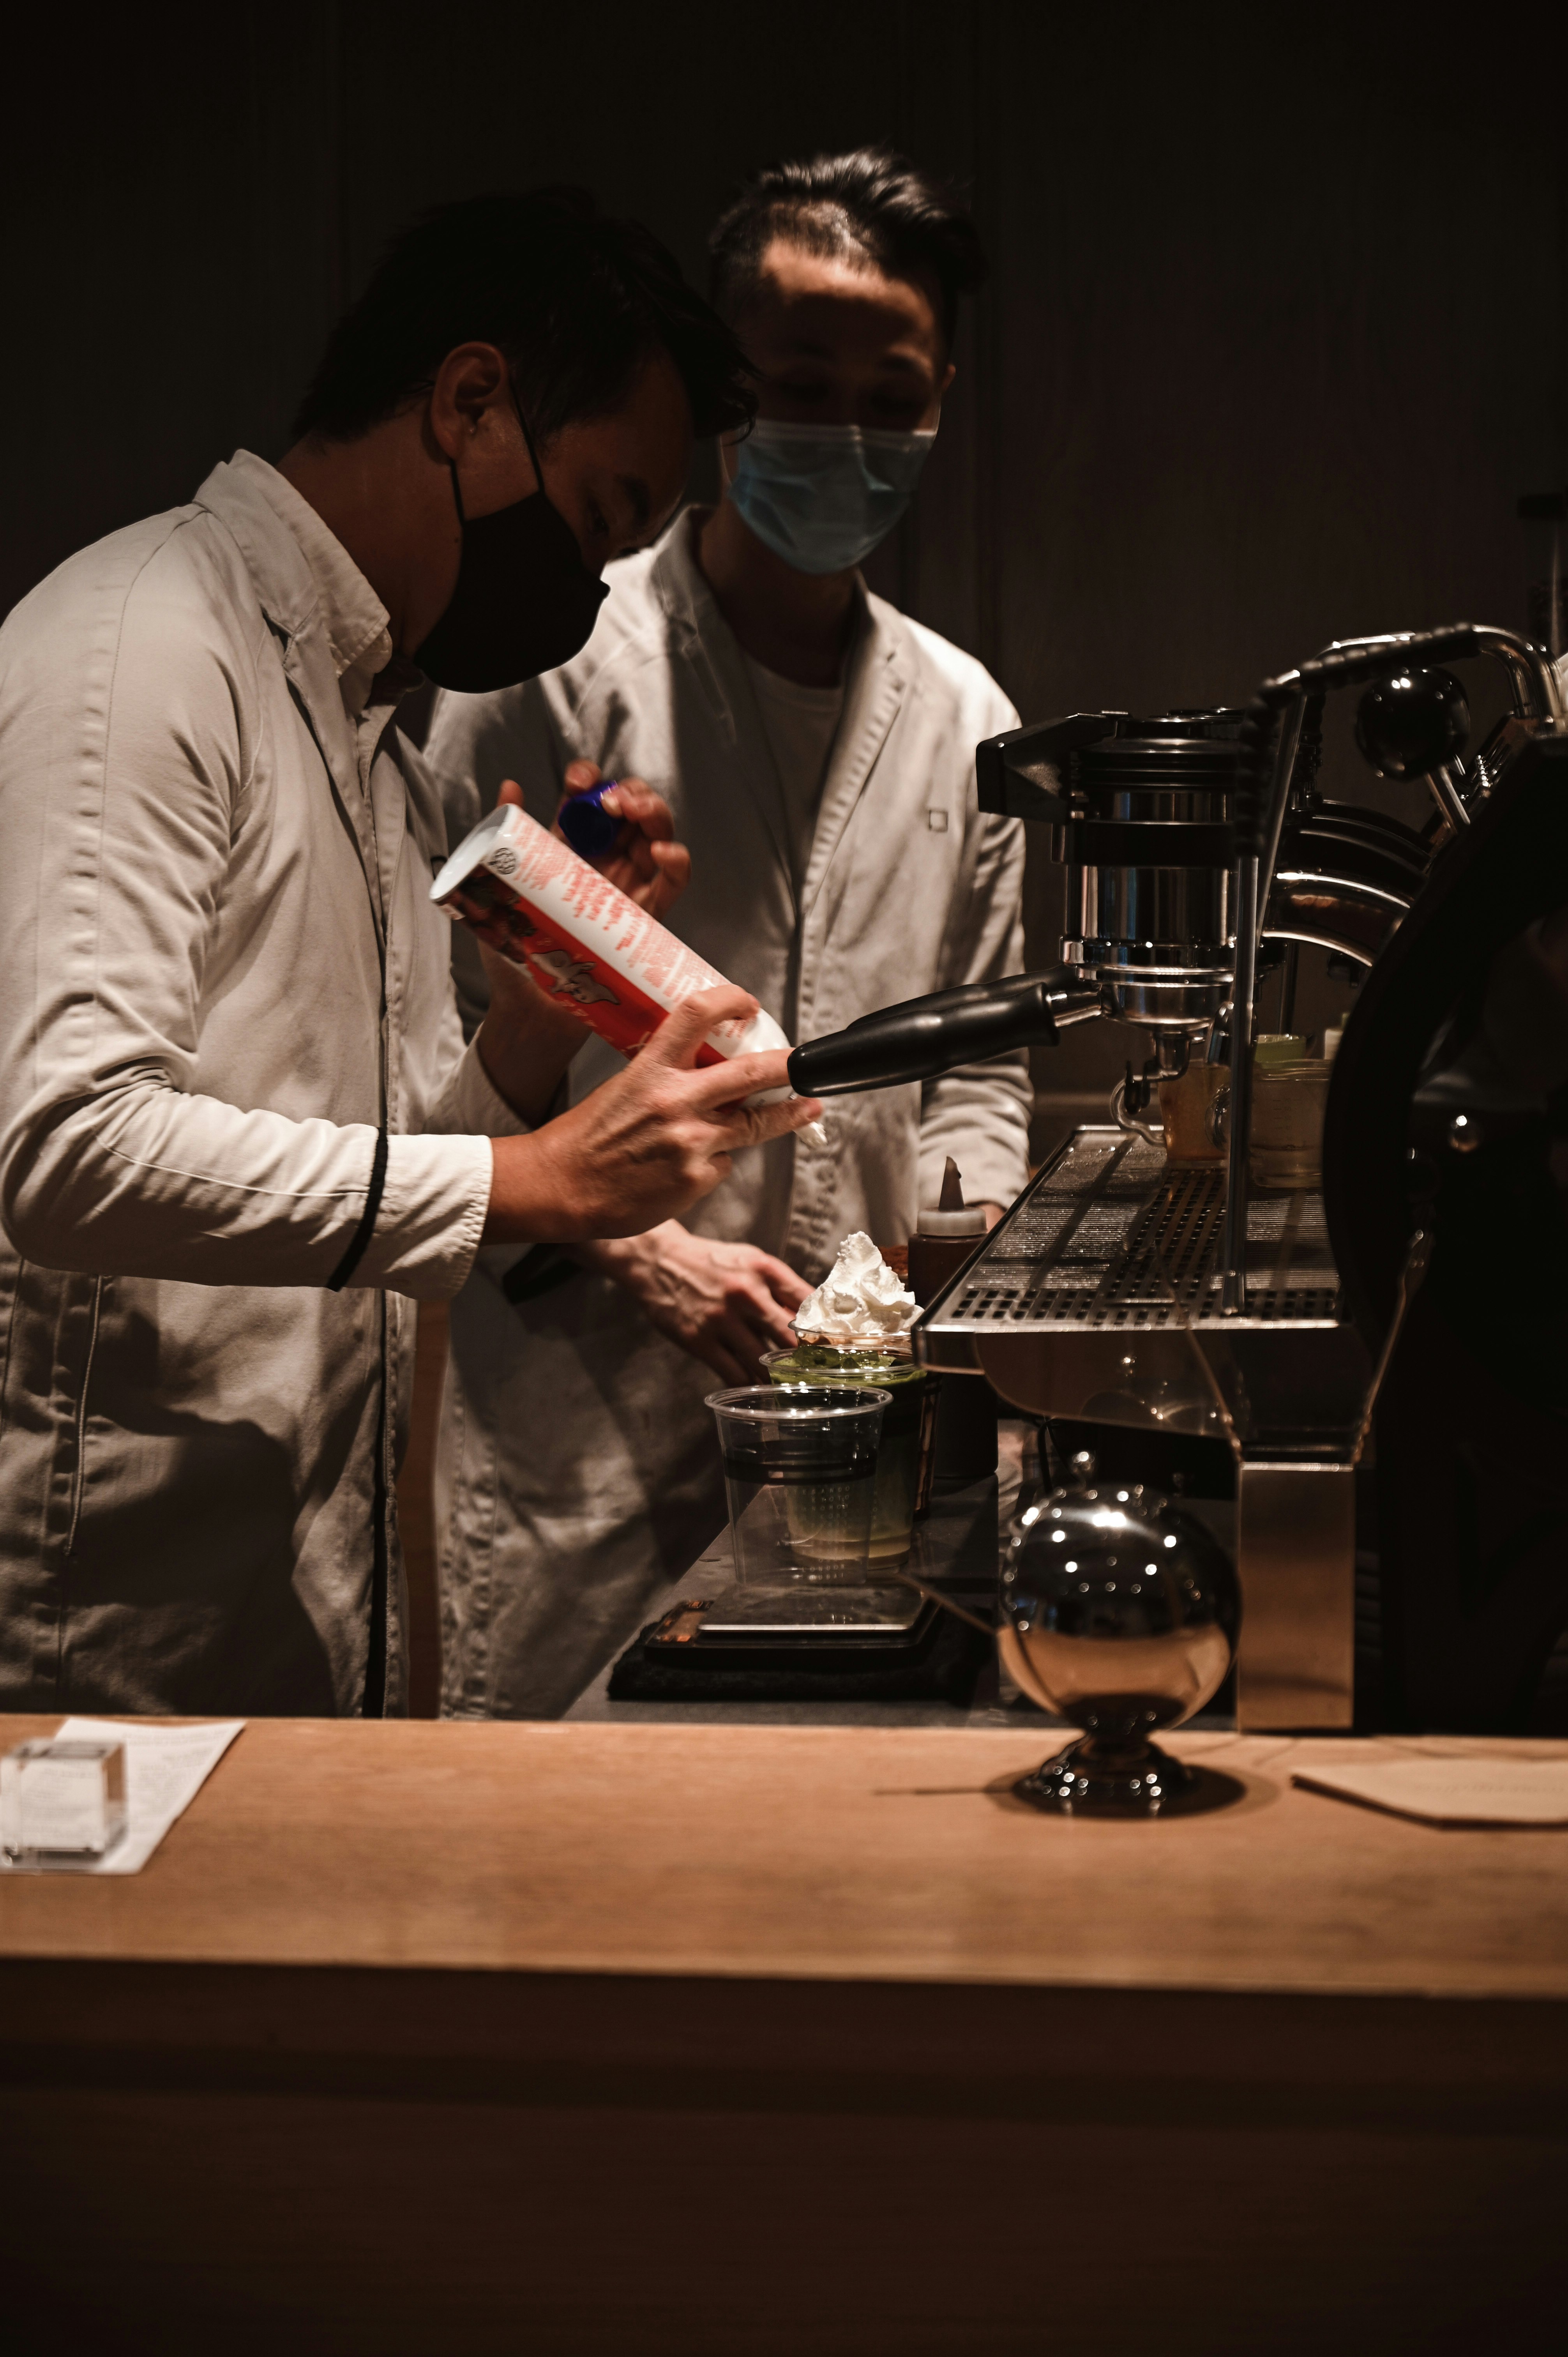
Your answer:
[414,399,609,692]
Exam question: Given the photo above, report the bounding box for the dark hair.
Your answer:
[293,188,756,445]
[708,147,986,350]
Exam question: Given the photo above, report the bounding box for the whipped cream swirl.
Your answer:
[794,1231,916,1340]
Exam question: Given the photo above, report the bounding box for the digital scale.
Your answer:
[605,1488,1000,1703]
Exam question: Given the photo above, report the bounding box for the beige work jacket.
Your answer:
[428,510,1031,1261]
[0,453,514,1716]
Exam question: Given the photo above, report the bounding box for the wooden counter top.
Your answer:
[4,1714,1566,2000]
[7,1714,1568,2353]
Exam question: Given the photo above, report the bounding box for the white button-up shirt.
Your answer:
[0,451,520,1714]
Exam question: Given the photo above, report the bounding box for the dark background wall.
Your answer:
[5,1,1565,1108]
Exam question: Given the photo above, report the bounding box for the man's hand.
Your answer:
[575,1223,810,1384]
[484,988,822,1245]
[558,757,689,919]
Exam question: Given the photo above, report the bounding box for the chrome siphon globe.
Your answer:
[1000,1470,1241,1817]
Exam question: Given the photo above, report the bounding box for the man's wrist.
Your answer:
[571,1223,676,1279]
[482,1130,580,1245]
[474,971,588,1125]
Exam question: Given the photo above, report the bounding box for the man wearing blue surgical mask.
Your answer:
[426,150,1029,1718]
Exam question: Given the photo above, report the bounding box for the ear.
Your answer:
[938,359,957,401]
[426,342,513,465]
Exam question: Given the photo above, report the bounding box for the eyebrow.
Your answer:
[777,335,930,377]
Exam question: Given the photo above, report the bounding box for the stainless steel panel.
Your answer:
[1068,862,1232,945]
[1234,1463,1356,1730]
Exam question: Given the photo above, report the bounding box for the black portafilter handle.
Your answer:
[787,968,1103,1097]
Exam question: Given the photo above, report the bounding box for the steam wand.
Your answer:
[786,966,1104,1098]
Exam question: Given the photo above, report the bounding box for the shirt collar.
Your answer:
[208,452,395,721]
[658,504,876,660]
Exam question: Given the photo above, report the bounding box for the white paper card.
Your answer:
[1294,1755,1568,1827]
[0,1718,245,1873]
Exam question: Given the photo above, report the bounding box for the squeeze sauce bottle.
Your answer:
[906,1158,998,1486]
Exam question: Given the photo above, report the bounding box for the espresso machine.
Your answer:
[790,625,1568,1733]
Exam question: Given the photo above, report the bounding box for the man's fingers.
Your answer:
[758,1257,812,1309]
[748,1094,825,1145]
[602,780,674,839]
[743,1288,799,1348]
[688,1094,821,1170]
[677,1044,790,1105]
[700,1333,749,1386]
[497,778,526,809]
[729,1261,807,1331]
[645,989,759,1068]
[685,1065,819,1130]
[562,759,602,796]
[713,1313,763,1370]
[693,1090,823,1152]
[650,841,691,893]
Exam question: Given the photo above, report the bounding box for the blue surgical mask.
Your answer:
[726,420,937,575]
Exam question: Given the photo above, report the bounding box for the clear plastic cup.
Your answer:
[706,1385,890,1588]
[1249,1059,1333,1190]
[764,1342,936,1566]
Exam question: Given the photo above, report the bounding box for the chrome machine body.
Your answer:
[1040,708,1241,1033]
[789,625,1568,1732]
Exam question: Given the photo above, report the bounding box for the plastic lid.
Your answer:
[705,1383,893,1419]
[558,783,620,860]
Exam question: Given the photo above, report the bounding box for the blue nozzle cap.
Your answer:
[558,781,621,862]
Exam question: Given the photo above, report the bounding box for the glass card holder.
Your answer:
[0,1737,127,1871]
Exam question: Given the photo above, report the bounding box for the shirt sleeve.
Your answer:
[917,689,1033,1212]
[342,1041,537,1301]
[0,528,494,1301]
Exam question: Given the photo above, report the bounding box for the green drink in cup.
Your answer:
[765,1233,936,1570]
[764,1342,934,1567]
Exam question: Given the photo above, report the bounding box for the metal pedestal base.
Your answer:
[1013,1734,1243,1817]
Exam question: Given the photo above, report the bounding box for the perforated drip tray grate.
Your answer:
[931,1128,1342,1338]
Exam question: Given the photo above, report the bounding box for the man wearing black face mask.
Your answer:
[0,189,820,1719]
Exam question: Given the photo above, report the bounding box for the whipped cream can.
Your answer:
[430,804,816,1121]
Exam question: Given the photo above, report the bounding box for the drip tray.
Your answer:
[915,1127,1371,1449]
